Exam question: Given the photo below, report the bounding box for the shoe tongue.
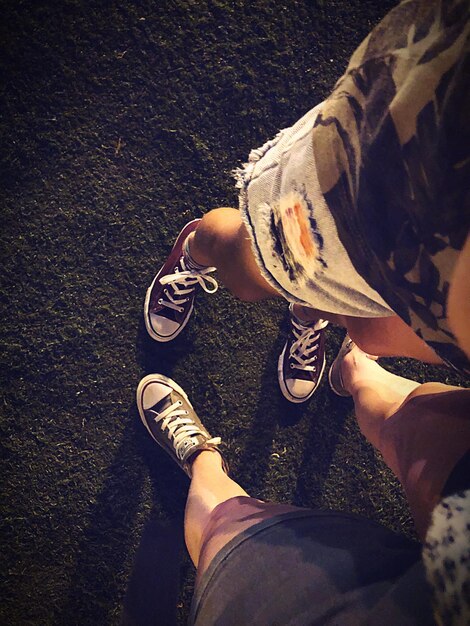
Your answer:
[295,316,325,331]
[143,384,173,410]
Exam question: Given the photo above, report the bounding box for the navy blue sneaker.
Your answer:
[278,304,328,403]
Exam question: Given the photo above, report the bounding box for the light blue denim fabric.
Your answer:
[235,103,393,317]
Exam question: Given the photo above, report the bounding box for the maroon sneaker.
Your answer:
[144,219,218,342]
[278,304,328,403]
[136,373,228,477]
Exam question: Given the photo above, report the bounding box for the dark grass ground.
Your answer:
[1,1,468,624]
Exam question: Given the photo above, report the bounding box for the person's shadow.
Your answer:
[55,322,194,626]
[119,410,189,626]
[120,322,199,626]
[56,402,190,626]
[121,310,351,626]
[233,315,349,504]
[56,311,349,626]
[54,408,153,626]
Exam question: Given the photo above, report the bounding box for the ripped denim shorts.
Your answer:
[234,102,392,317]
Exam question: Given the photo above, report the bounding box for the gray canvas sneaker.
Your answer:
[136,374,228,477]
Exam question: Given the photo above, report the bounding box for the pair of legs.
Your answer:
[184,346,469,572]
[188,207,443,364]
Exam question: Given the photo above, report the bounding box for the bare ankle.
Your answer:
[340,348,375,392]
[189,449,224,475]
[186,227,216,267]
[183,232,212,270]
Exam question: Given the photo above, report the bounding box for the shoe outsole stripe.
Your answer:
[328,336,354,397]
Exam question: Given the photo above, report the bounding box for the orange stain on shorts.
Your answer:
[293,203,315,257]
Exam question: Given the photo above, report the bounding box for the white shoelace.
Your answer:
[289,318,328,371]
[157,257,218,313]
[150,400,221,461]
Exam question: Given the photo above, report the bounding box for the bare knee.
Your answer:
[404,381,461,402]
[199,207,241,231]
[192,208,279,302]
[193,207,242,262]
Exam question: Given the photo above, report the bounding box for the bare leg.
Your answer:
[338,343,468,538]
[344,315,443,364]
[184,450,248,567]
[447,232,470,361]
[187,207,280,302]
[188,208,443,363]
[339,345,459,446]
[293,306,442,364]
[292,304,443,364]
[291,303,324,324]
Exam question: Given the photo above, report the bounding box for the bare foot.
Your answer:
[340,345,381,394]
[341,344,419,399]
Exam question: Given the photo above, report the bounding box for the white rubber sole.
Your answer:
[327,335,355,397]
[277,342,327,403]
[327,359,351,397]
[327,361,350,396]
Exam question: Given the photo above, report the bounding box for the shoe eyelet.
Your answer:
[290,363,294,369]
[158,298,163,304]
